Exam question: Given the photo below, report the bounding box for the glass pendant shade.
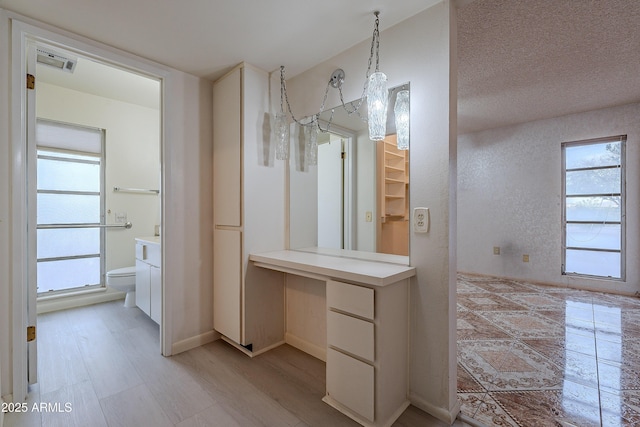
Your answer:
[305,124,318,166]
[394,90,410,150]
[367,71,388,141]
[275,112,289,160]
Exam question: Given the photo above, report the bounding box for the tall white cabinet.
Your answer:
[212,63,285,354]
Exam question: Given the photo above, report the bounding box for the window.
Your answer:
[36,119,105,294]
[562,136,625,279]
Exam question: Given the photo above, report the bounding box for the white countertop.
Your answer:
[135,236,160,245]
[249,249,416,287]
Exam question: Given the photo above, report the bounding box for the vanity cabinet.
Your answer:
[324,279,409,427]
[212,63,285,353]
[135,238,161,324]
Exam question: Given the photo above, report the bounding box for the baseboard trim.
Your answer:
[457,271,637,297]
[408,392,461,425]
[220,335,285,358]
[37,290,125,314]
[171,330,218,355]
[285,332,326,362]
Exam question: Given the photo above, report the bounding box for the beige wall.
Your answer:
[285,1,459,422]
[0,9,213,398]
[458,102,640,295]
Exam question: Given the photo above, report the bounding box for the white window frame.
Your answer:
[561,135,626,280]
[36,118,106,295]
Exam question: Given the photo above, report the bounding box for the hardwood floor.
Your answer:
[5,300,470,427]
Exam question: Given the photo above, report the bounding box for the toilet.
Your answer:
[106,266,137,308]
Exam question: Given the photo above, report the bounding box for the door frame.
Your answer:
[10,17,172,401]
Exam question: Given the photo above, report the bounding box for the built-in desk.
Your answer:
[250,249,416,427]
[249,249,415,287]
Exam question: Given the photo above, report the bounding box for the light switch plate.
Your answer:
[413,207,429,233]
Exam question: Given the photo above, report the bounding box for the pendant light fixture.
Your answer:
[275,11,389,161]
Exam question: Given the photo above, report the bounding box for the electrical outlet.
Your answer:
[365,211,373,222]
[493,246,500,255]
[413,207,429,233]
[523,254,530,262]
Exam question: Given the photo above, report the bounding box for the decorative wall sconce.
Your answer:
[275,11,389,161]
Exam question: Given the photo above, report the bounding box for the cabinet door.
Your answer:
[213,67,242,227]
[149,265,161,324]
[326,348,375,422]
[135,261,151,317]
[213,228,242,343]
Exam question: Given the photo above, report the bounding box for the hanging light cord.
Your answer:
[279,11,382,133]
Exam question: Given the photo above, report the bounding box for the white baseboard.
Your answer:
[37,289,125,314]
[171,330,218,355]
[220,336,285,358]
[408,392,461,425]
[285,332,326,362]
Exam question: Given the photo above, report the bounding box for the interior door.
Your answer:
[26,41,38,386]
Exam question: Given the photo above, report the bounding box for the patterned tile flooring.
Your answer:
[457,273,640,427]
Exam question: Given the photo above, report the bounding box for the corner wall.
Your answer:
[458,102,640,295]
[285,1,459,422]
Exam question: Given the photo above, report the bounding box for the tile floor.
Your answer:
[457,273,640,427]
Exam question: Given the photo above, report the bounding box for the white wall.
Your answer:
[0,9,213,398]
[458,102,640,296]
[285,1,459,422]
[163,71,213,351]
[37,82,161,272]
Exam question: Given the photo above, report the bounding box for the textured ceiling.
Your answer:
[458,0,640,134]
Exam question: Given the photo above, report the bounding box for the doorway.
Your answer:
[11,19,168,402]
[34,50,161,299]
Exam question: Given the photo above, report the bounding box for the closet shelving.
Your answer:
[382,136,409,219]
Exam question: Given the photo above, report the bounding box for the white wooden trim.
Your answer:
[284,332,326,362]
[37,290,125,314]
[408,391,461,425]
[220,335,285,358]
[171,330,219,355]
[8,11,173,399]
[10,17,30,405]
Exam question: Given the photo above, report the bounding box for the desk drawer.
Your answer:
[326,280,374,320]
[326,348,374,422]
[327,310,374,363]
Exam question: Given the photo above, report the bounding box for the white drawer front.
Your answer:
[326,280,374,320]
[136,242,160,267]
[327,311,374,363]
[326,348,374,422]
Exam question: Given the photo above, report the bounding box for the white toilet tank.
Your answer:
[106,266,136,288]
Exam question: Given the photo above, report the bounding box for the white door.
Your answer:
[26,41,39,388]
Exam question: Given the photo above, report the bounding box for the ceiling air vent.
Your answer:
[36,48,77,73]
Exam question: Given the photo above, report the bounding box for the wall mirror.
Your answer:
[288,84,410,262]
